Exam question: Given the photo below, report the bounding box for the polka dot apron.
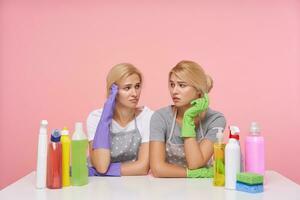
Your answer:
[110,117,142,162]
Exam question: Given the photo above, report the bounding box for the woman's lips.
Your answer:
[129,99,138,103]
[172,97,180,102]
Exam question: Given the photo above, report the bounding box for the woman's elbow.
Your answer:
[93,163,109,174]
[150,164,163,178]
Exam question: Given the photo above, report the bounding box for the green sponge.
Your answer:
[237,172,264,185]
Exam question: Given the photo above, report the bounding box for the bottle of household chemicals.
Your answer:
[61,127,71,187]
[213,127,225,186]
[71,122,88,186]
[213,127,226,186]
[47,129,62,189]
[36,120,48,189]
[225,126,241,190]
[245,122,265,175]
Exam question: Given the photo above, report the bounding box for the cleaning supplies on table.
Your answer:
[36,120,48,189]
[213,127,225,186]
[225,126,241,190]
[245,122,265,175]
[47,129,62,189]
[236,172,264,193]
[71,122,88,186]
[61,127,71,187]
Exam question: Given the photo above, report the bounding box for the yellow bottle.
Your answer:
[61,127,71,187]
[213,128,225,186]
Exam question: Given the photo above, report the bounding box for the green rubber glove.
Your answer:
[186,166,214,178]
[181,93,209,138]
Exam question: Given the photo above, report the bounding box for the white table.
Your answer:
[1,171,300,200]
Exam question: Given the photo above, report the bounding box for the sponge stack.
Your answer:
[236,172,264,193]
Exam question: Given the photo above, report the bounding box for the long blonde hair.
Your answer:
[106,63,142,97]
[169,60,213,95]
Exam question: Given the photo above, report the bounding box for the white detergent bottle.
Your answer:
[225,125,241,190]
[36,120,48,189]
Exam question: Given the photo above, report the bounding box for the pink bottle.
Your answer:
[245,122,265,175]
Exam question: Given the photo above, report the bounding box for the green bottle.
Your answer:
[71,122,88,186]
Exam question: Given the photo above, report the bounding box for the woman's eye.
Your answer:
[179,84,186,88]
[170,83,175,87]
[124,87,130,91]
[135,85,140,89]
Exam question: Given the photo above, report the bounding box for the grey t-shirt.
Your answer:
[150,106,226,144]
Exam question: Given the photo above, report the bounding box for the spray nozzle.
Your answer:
[229,125,240,140]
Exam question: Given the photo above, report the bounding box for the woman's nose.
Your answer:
[172,85,179,94]
[131,88,137,96]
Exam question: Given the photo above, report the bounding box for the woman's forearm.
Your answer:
[89,142,111,173]
[121,160,149,176]
[184,138,207,169]
[151,161,186,178]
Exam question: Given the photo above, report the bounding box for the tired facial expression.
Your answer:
[169,73,202,107]
[116,74,141,109]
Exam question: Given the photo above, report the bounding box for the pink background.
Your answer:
[1,1,300,189]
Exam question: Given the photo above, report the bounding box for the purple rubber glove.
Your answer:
[93,84,118,149]
[88,162,121,177]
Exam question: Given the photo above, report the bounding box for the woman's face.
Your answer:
[116,74,141,109]
[169,73,200,107]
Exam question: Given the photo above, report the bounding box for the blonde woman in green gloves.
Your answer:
[149,60,226,178]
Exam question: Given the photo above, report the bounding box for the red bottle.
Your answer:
[47,129,62,189]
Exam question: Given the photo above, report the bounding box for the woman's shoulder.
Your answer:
[206,108,225,119]
[87,108,103,120]
[204,108,226,126]
[150,105,174,121]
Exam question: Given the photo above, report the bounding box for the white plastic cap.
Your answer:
[75,122,83,131]
[61,127,69,135]
[250,122,260,135]
[72,122,87,140]
[40,120,48,127]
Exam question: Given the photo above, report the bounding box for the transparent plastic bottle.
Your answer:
[213,127,225,186]
[47,129,62,189]
[71,122,88,186]
[245,122,265,175]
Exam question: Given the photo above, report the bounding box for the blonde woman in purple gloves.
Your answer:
[87,63,153,176]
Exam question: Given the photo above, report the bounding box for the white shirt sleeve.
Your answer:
[137,107,154,143]
[86,109,103,141]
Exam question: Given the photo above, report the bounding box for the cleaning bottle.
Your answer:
[47,129,62,189]
[71,122,88,186]
[245,122,265,175]
[61,127,71,187]
[36,120,48,189]
[213,127,225,186]
[225,125,241,190]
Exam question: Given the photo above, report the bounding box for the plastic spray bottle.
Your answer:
[225,126,241,190]
[213,127,225,186]
[61,127,71,187]
[71,122,88,186]
[245,122,265,175]
[47,129,62,189]
[36,120,48,189]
